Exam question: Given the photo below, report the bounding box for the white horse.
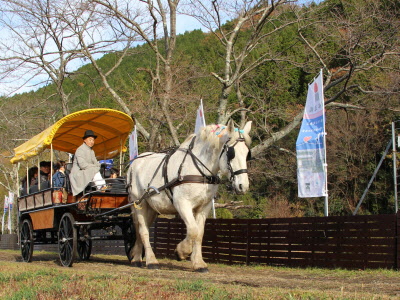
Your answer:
[126,120,252,272]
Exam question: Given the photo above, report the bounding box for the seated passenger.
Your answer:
[52,161,66,190]
[29,167,39,187]
[106,168,125,191]
[110,167,118,179]
[70,130,106,196]
[39,161,50,183]
[20,166,38,195]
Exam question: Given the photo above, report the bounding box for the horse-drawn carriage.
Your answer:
[11,108,137,267]
[12,107,253,272]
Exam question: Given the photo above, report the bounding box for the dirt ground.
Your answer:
[1,250,400,299]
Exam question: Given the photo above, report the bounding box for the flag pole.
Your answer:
[320,68,329,216]
[8,197,12,233]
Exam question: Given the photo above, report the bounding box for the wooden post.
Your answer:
[397,211,400,270]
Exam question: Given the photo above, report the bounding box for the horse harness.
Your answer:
[132,134,250,207]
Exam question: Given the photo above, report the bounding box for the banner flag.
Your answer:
[129,126,139,161]
[3,196,8,212]
[8,192,14,205]
[8,194,13,212]
[2,196,8,233]
[1,213,4,233]
[195,99,206,134]
[7,199,11,232]
[296,70,327,198]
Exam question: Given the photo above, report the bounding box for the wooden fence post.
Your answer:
[246,219,250,266]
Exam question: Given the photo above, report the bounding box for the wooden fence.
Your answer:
[1,213,399,269]
[153,213,400,270]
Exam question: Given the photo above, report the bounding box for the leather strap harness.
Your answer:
[131,134,249,207]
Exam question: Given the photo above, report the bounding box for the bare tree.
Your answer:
[92,0,183,146]
[0,0,91,115]
[250,0,400,157]
[0,94,59,198]
[183,0,298,125]
[56,0,151,140]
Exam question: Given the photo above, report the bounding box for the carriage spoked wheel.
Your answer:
[123,218,137,262]
[77,231,92,261]
[58,213,77,267]
[20,219,34,262]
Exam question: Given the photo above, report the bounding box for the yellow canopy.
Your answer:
[11,108,135,164]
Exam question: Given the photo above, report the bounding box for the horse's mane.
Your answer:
[180,124,251,149]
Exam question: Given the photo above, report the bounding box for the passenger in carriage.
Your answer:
[20,166,38,195]
[70,130,106,196]
[110,167,118,179]
[29,166,39,187]
[106,167,125,191]
[39,161,51,182]
[52,161,66,190]
[39,161,51,190]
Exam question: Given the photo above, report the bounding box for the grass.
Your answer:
[0,250,399,299]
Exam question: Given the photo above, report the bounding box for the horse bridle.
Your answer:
[219,137,251,182]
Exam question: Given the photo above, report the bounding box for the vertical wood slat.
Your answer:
[397,212,400,269]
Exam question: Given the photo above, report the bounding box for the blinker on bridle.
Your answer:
[220,137,251,182]
[226,143,251,162]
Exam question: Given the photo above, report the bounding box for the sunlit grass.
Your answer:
[0,250,399,299]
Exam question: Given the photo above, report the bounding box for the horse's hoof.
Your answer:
[131,261,143,268]
[194,268,209,273]
[175,250,182,261]
[147,264,160,270]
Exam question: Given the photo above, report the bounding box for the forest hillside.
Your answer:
[0,0,399,219]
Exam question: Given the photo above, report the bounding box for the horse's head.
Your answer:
[218,120,252,194]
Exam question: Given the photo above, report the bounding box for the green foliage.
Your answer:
[216,208,233,219]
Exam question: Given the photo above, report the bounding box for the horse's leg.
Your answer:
[175,201,211,272]
[135,202,160,269]
[130,213,144,268]
[128,182,145,268]
[175,202,197,262]
[190,201,212,272]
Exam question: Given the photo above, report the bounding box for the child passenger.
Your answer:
[52,161,66,190]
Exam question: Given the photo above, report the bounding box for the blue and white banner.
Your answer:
[195,99,206,134]
[2,196,9,233]
[296,70,327,198]
[129,126,138,161]
[1,213,4,233]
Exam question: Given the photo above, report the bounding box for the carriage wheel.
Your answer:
[20,219,34,262]
[58,213,77,267]
[123,218,136,262]
[77,233,92,261]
